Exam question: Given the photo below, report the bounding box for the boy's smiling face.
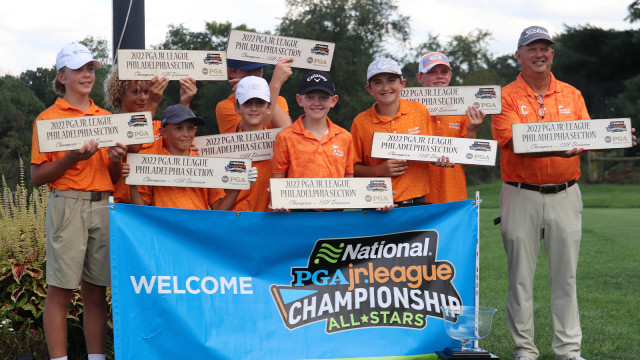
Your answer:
[416,64,452,87]
[159,120,197,155]
[365,73,406,107]
[120,82,151,113]
[235,98,271,130]
[296,91,338,122]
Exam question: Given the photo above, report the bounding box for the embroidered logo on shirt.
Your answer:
[448,123,461,130]
[408,126,421,135]
[333,145,344,157]
[558,105,572,114]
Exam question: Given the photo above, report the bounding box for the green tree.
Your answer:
[276,0,411,128]
[0,75,45,188]
[552,25,639,121]
[626,0,640,23]
[19,67,58,107]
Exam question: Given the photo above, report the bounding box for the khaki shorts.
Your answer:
[45,189,111,289]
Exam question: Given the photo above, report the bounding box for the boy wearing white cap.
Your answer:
[30,43,127,360]
[216,58,294,134]
[416,52,486,203]
[351,58,451,207]
[230,76,275,211]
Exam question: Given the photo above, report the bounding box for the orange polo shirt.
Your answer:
[215,93,289,134]
[113,120,163,203]
[136,147,225,210]
[31,98,115,192]
[272,115,354,178]
[351,98,434,202]
[491,73,590,184]
[231,128,272,212]
[426,115,468,203]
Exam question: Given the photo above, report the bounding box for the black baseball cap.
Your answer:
[299,70,335,96]
[161,104,205,127]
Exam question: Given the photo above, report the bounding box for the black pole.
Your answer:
[112,0,145,63]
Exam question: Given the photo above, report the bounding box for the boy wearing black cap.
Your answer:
[129,104,249,210]
[216,58,294,133]
[271,70,353,180]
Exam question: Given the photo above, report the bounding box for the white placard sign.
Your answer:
[270,177,393,210]
[512,118,634,154]
[226,30,335,70]
[400,86,502,115]
[192,128,282,161]
[125,153,251,190]
[36,112,154,152]
[370,132,497,166]
[117,49,227,81]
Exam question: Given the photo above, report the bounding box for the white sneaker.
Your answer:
[565,357,585,360]
[515,356,535,360]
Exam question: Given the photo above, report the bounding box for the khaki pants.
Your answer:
[500,183,583,360]
[45,190,111,289]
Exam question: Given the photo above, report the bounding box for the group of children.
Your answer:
[31,43,485,359]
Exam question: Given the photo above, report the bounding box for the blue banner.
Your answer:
[110,200,478,359]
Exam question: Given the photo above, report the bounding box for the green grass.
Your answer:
[471,182,640,359]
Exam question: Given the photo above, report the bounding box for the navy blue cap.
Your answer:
[227,59,270,70]
[161,104,205,127]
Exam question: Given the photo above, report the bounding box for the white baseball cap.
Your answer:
[235,76,271,104]
[366,58,403,83]
[56,43,102,71]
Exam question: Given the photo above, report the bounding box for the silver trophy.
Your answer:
[437,305,498,359]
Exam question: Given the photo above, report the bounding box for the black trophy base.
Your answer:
[436,347,499,359]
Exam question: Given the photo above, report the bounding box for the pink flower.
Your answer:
[13,310,18,314]
[29,329,36,333]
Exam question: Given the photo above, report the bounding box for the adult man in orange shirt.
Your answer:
[416,52,485,203]
[491,26,588,360]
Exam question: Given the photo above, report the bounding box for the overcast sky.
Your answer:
[0,0,635,76]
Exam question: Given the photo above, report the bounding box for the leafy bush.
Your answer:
[0,161,91,357]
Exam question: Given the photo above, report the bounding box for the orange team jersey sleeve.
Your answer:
[272,116,353,178]
[30,98,115,192]
[136,147,225,209]
[216,93,289,134]
[491,73,590,184]
[113,120,163,203]
[350,98,433,202]
[426,115,469,203]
